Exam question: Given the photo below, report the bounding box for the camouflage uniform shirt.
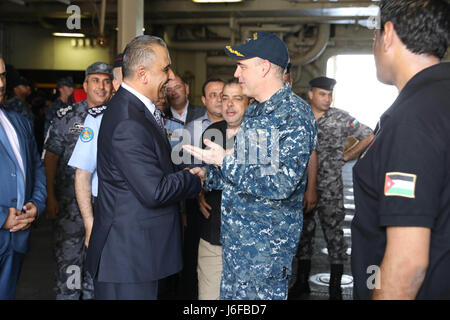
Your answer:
[44,100,89,197]
[45,98,67,135]
[205,83,317,299]
[316,108,372,200]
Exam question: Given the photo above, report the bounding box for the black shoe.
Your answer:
[329,264,343,300]
[288,260,311,300]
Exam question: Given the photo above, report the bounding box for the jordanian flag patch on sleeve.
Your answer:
[384,172,417,198]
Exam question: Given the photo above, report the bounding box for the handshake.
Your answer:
[188,167,206,187]
[183,139,234,188]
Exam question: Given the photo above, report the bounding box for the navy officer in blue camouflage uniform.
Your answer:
[43,62,113,300]
[184,32,317,300]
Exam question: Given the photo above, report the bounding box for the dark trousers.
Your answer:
[178,199,200,299]
[0,248,25,300]
[94,279,158,300]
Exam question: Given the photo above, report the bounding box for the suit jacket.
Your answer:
[86,86,202,283]
[164,102,205,125]
[0,108,46,256]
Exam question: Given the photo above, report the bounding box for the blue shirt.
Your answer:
[164,117,185,149]
[68,108,104,197]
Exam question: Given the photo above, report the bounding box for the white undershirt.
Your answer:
[0,108,26,181]
[121,82,157,117]
[171,101,189,123]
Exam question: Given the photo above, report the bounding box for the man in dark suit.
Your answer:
[165,74,205,125]
[86,35,202,300]
[0,56,47,300]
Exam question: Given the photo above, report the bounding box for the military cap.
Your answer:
[309,76,337,91]
[113,53,123,68]
[57,76,74,88]
[12,76,30,88]
[224,31,290,69]
[85,62,113,79]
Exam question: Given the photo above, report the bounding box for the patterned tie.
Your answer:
[153,109,164,130]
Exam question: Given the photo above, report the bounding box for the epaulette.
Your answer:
[88,105,108,118]
[56,105,74,119]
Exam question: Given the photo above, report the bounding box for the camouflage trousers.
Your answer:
[220,257,290,300]
[296,198,348,264]
[53,197,94,300]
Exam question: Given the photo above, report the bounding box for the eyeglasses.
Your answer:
[0,72,6,78]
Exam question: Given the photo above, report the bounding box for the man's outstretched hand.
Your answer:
[183,139,233,167]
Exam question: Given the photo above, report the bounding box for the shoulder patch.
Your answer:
[349,119,359,128]
[384,172,417,199]
[56,105,73,119]
[88,105,108,118]
[79,127,94,142]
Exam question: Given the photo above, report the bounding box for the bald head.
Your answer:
[0,57,6,104]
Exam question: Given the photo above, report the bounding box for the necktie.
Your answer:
[153,109,164,129]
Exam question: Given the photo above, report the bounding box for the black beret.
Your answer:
[11,76,31,88]
[309,77,337,91]
[57,76,74,88]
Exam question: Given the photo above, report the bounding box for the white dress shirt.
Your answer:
[170,101,189,123]
[121,82,159,122]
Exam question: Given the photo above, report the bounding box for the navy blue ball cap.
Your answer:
[309,76,337,91]
[224,32,290,69]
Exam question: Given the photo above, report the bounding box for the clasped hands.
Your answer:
[2,202,38,232]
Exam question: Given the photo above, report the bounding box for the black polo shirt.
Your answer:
[351,62,450,299]
[200,120,235,245]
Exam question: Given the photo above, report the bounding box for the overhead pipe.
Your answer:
[150,16,370,26]
[240,24,302,42]
[290,23,330,66]
[206,24,329,66]
[99,0,107,37]
[166,23,301,52]
[167,41,228,51]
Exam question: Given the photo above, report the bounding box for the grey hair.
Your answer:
[271,63,286,81]
[122,35,167,80]
[254,57,286,81]
[113,67,122,81]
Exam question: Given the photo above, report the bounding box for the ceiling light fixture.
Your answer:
[192,0,243,3]
[52,32,86,38]
[8,0,26,5]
